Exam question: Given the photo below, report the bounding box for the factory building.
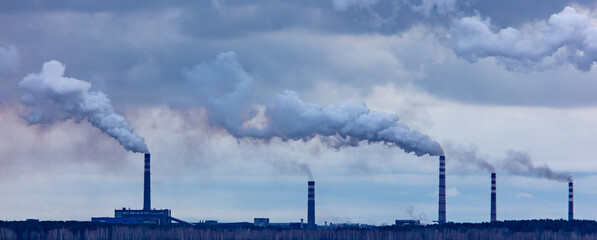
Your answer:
[114,208,171,225]
[92,154,175,225]
[395,220,421,226]
[254,218,270,227]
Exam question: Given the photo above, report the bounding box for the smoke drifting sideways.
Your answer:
[446,144,571,182]
[18,60,149,153]
[451,6,597,71]
[182,52,443,157]
[271,160,314,181]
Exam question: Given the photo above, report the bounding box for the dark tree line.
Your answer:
[1,219,597,240]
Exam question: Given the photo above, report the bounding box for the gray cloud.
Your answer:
[418,57,597,107]
[408,0,458,17]
[0,45,19,104]
[0,45,19,77]
[331,0,458,17]
[0,1,596,109]
[451,6,597,71]
[468,0,596,27]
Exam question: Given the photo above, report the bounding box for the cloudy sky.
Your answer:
[1,0,597,225]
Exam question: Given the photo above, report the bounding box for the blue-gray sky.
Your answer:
[1,0,597,224]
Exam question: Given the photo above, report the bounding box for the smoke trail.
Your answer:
[18,60,149,153]
[500,150,571,182]
[183,52,443,157]
[446,144,570,182]
[451,6,597,71]
[270,159,314,180]
[444,143,495,172]
[299,163,314,181]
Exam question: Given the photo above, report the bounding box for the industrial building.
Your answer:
[92,153,182,225]
[394,220,421,226]
[254,218,270,227]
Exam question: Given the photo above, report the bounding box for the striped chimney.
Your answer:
[491,172,496,222]
[438,155,446,224]
[569,181,573,221]
[308,181,315,228]
[143,153,151,211]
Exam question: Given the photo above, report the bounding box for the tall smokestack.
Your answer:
[491,172,496,222]
[308,181,315,228]
[569,180,573,221]
[438,155,446,224]
[144,153,151,211]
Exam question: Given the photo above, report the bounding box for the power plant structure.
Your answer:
[438,155,446,224]
[491,172,496,222]
[93,153,188,225]
[569,180,573,221]
[307,181,316,229]
[88,152,576,226]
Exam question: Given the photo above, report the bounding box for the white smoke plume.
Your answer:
[18,60,149,153]
[183,52,443,157]
[451,6,597,71]
[446,144,571,182]
[406,206,432,225]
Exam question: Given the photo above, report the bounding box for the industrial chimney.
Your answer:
[308,181,315,228]
[144,153,151,211]
[438,155,446,224]
[569,180,573,221]
[491,172,496,222]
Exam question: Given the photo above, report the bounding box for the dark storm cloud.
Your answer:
[0,0,455,39]
[0,0,596,109]
[469,0,596,27]
[0,0,191,13]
